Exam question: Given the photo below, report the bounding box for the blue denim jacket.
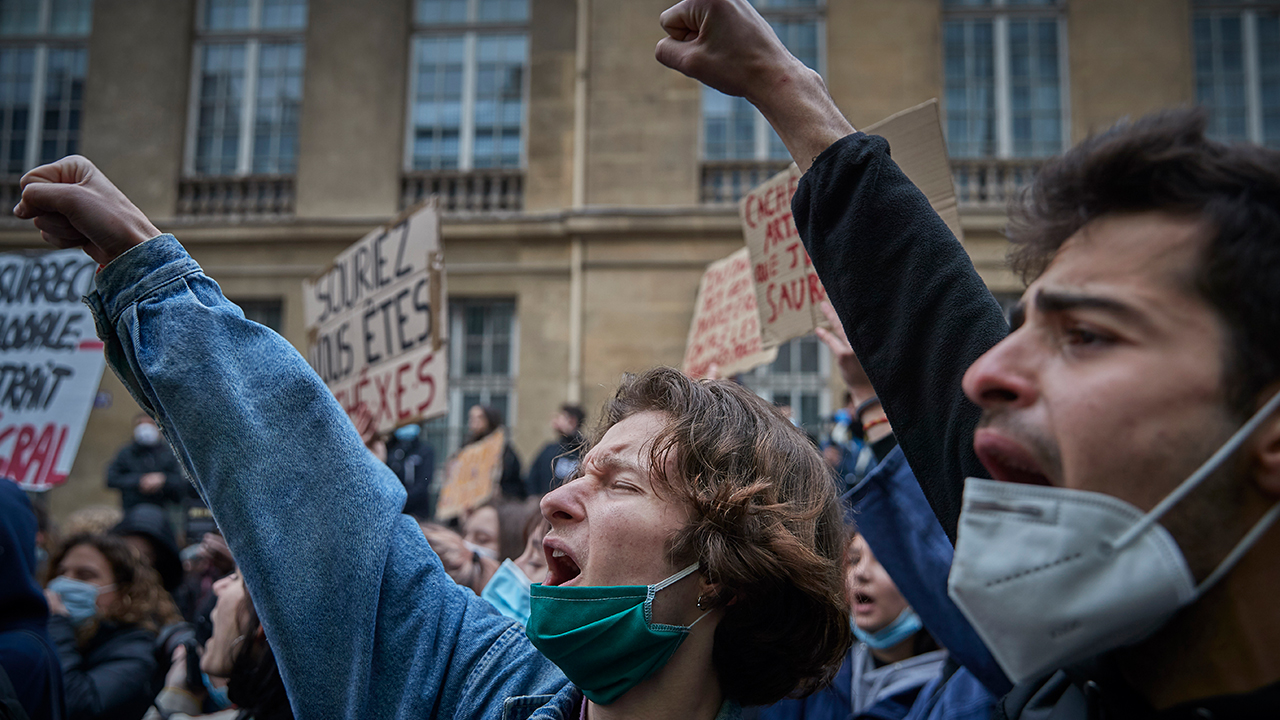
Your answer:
[87,236,584,720]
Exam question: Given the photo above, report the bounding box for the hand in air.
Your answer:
[655,0,804,102]
[13,155,161,266]
[815,302,874,400]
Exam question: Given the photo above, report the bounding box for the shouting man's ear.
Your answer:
[1251,383,1280,499]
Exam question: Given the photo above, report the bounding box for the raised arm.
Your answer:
[16,157,566,719]
[656,0,1007,538]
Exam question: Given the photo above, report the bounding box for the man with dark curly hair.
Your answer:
[655,1,1280,718]
[10,158,854,718]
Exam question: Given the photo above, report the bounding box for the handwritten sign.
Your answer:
[741,99,963,348]
[0,249,106,491]
[682,248,777,378]
[304,202,448,434]
[436,429,505,520]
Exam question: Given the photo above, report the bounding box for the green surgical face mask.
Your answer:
[525,561,706,705]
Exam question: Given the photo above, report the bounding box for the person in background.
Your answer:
[0,479,64,720]
[145,569,293,720]
[525,404,585,497]
[173,532,235,624]
[462,498,540,563]
[112,503,185,595]
[108,414,188,517]
[464,404,523,500]
[45,533,181,720]
[386,421,436,519]
[480,515,552,625]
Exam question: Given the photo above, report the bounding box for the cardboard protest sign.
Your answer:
[0,249,106,491]
[436,428,505,520]
[304,201,448,434]
[741,98,962,348]
[682,247,777,378]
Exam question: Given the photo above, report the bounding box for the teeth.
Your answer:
[552,550,565,558]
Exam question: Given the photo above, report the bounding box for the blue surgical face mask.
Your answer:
[47,577,113,626]
[481,559,534,625]
[394,423,422,442]
[852,606,923,650]
[203,673,232,710]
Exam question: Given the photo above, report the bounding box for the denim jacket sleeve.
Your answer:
[846,447,1011,697]
[86,236,568,719]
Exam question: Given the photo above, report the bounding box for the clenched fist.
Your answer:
[13,155,161,266]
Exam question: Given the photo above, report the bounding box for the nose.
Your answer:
[540,478,585,525]
[961,331,1040,411]
[212,574,233,596]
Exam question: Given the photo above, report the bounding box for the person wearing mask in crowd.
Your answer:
[45,533,181,720]
[112,504,184,595]
[525,405,586,497]
[0,479,63,720]
[464,405,524,500]
[108,415,187,517]
[463,498,541,564]
[173,532,235,624]
[759,534,945,720]
[480,515,552,626]
[657,2,1280,716]
[386,421,436,520]
[144,569,293,720]
[6,165,858,718]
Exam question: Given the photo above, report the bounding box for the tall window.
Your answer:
[943,0,1067,158]
[424,299,518,462]
[0,0,90,176]
[702,0,823,161]
[186,0,307,176]
[738,335,829,438]
[1195,1,1280,147]
[406,0,528,172]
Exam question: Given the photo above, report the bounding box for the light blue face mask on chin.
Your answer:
[852,606,923,649]
[481,558,534,625]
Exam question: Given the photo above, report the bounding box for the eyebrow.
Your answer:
[1032,289,1147,325]
[589,452,648,482]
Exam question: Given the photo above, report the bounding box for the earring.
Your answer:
[696,595,706,610]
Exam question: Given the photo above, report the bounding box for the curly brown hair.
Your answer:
[46,532,181,645]
[587,367,853,706]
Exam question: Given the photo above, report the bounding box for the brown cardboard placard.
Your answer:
[436,428,506,520]
[303,200,448,433]
[682,247,779,379]
[741,98,961,348]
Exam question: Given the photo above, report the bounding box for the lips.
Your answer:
[972,428,1053,487]
[853,592,875,615]
[542,540,582,587]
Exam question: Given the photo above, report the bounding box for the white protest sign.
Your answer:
[304,202,448,434]
[682,247,777,378]
[0,249,106,491]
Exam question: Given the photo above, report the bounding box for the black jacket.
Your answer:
[105,442,187,511]
[524,433,583,497]
[795,132,1280,718]
[386,436,436,519]
[48,616,156,720]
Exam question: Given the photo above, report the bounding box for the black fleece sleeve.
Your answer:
[794,132,1009,542]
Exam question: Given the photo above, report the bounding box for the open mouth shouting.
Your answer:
[972,428,1054,487]
[542,540,582,587]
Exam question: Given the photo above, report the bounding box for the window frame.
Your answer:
[698,0,826,162]
[942,0,1072,159]
[183,0,308,177]
[737,334,831,438]
[403,0,530,173]
[0,0,91,175]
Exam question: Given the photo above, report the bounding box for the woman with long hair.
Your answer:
[44,532,181,720]
[144,569,292,720]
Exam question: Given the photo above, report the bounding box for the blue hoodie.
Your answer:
[0,478,63,720]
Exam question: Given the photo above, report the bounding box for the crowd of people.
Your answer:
[3,0,1280,718]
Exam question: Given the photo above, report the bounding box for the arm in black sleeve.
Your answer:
[794,132,1010,541]
[105,448,142,491]
[50,618,157,720]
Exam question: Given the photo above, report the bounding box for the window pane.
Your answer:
[49,0,93,35]
[1196,14,1250,144]
[1257,14,1280,148]
[411,35,466,170]
[478,0,528,23]
[195,43,246,175]
[472,33,525,169]
[233,298,284,332]
[417,0,468,24]
[261,0,308,30]
[0,47,34,174]
[205,0,252,30]
[944,19,996,157]
[1008,18,1062,157]
[38,46,85,164]
[0,0,40,35]
[252,41,304,173]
